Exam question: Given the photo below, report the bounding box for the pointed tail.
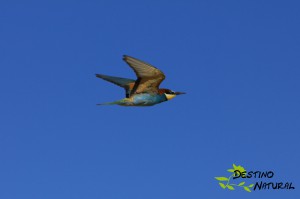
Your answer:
[96,98,130,106]
[96,101,119,106]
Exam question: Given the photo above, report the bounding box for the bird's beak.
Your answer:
[175,92,186,95]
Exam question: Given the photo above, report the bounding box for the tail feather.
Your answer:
[96,98,130,106]
[96,101,119,106]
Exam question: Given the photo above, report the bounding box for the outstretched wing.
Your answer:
[123,55,165,94]
[95,74,135,98]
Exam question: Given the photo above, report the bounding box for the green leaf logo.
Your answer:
[215,164,253,192]
[219,183,226,189]
[244,187,251,192]
[227,185,235,190]
[238,182,245,186]
[215,177,229,181]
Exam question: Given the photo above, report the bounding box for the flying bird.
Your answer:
[95,55,185,106]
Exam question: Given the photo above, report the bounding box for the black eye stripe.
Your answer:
[165,90,174,94]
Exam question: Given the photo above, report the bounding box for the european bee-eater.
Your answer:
[96,55,185,106]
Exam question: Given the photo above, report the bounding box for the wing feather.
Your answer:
[123,55,165,94]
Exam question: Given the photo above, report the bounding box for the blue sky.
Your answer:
[0,0,299,198]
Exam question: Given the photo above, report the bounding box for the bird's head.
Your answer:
[159,89,186,100]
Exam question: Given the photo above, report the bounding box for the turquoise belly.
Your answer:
[132,94,167,106]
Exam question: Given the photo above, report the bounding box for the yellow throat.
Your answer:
[165,94,176,100]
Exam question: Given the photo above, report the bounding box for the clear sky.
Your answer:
[0,0,299,198]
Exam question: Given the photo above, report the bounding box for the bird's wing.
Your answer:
[96,74,135,87]
[123,55,165,94]
[95,74,135,98]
